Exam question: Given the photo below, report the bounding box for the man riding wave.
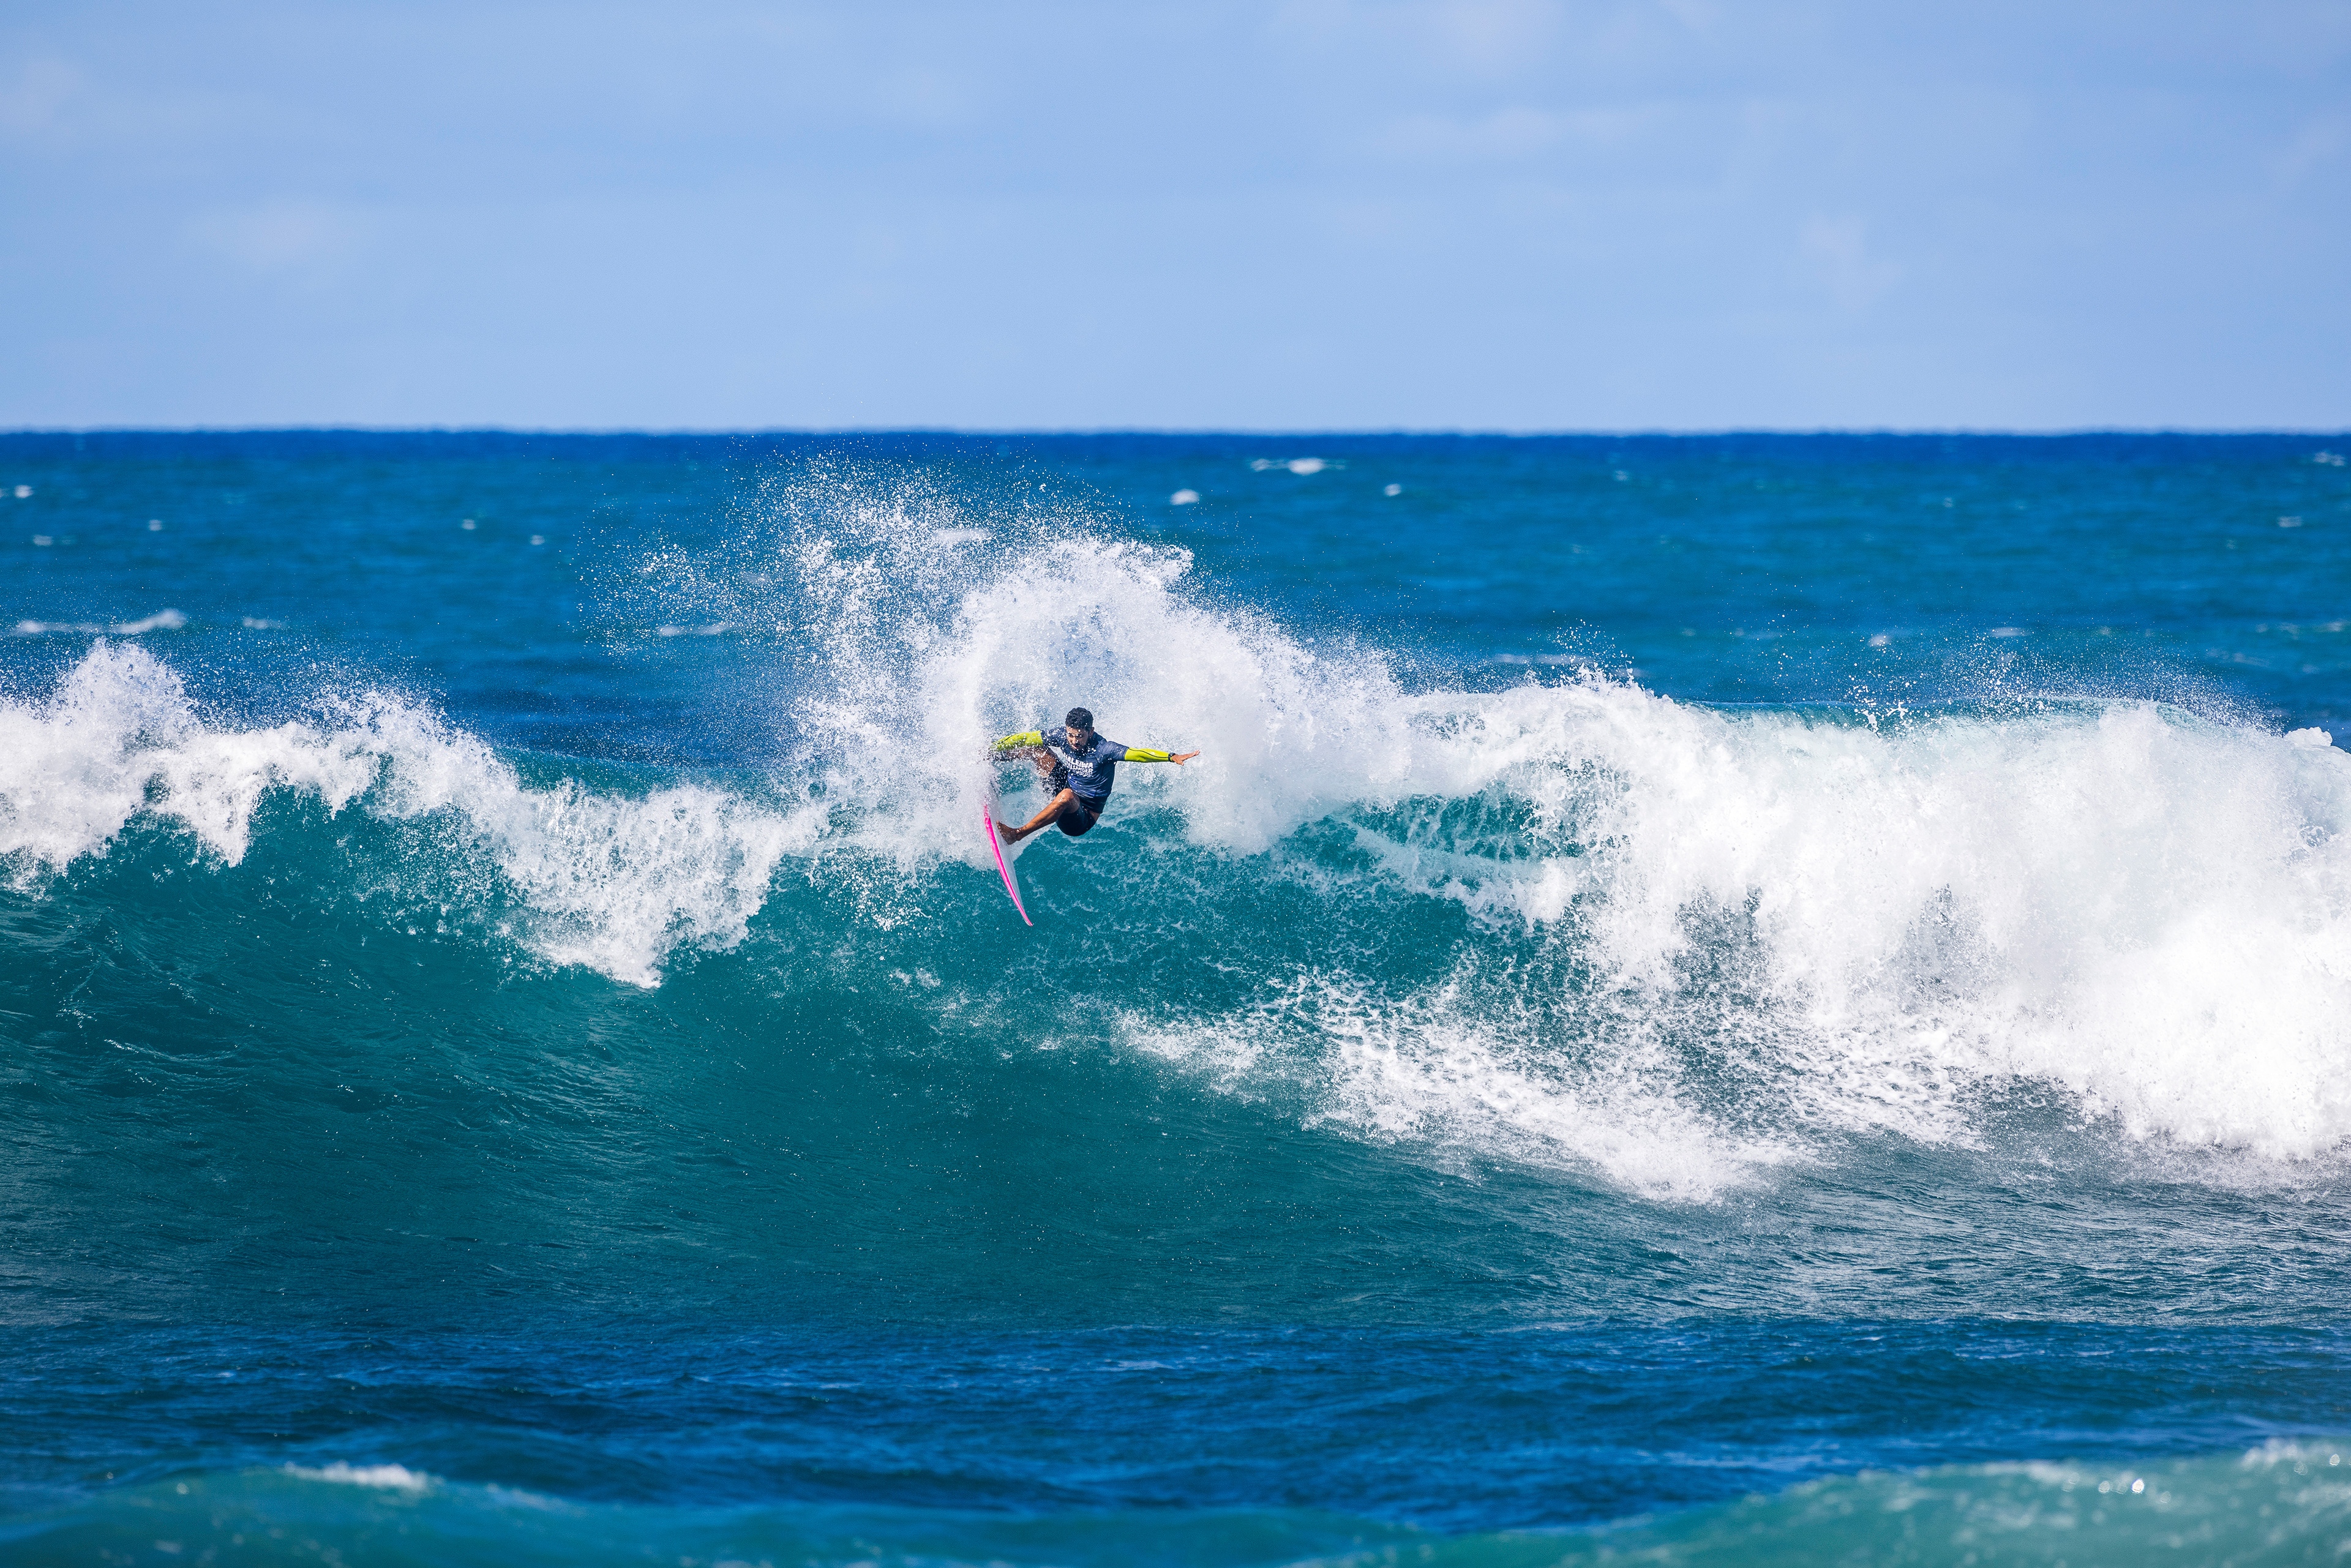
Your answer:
[991,707,1199,845]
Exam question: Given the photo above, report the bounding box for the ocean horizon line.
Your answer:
[3,423,2347,441]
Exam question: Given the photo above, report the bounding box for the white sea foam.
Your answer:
[0,642,815,986]
[1224,679,2351,1184]
[1131,985,1793,1202]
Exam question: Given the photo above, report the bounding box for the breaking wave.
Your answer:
[6,476,2350,1202]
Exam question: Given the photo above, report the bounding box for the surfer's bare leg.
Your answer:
[1000,788,1080,845]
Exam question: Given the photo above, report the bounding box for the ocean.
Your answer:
[4,430,2350,1565]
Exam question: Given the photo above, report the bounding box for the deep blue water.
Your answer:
[4,431,2350,1565]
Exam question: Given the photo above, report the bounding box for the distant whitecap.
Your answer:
[242,617,284,630]
[148,519,163,531]
[12,609,187,636]
[12,486,29,498]
[285,1463,433,1491]
[1169,490,1199,506]
[31,535,52,547]
[1868,633,1891,647]
[1384,484,1402,497]
[461,519,477,531]
[2279,517,2303,528]
[1287,458,1326,476]
[931,528,989,546]
[1989,627,2026,637]
[530,535,546,546]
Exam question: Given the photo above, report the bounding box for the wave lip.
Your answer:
[0,640,814,985]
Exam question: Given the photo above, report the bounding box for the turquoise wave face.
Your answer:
[3,433,2350,1564]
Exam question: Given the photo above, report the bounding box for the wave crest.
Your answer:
[0,641,813,986]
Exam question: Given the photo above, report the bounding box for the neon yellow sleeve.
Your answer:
[1120,747,1176,763]
[991,730,1044,754]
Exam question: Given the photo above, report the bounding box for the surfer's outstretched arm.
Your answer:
[988,730,1197,765]
[984,732,1059,778]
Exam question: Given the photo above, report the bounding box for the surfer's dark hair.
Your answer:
[1065,707,1094,730]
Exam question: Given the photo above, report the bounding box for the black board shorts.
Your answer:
[1057,797,1103,837]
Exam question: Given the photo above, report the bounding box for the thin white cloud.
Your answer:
[2271,110,2349,191]
[0,56,81,137]
[1422,0,1567,72]
[1801,214,1902,313]
[1378,103,1663,163]
[187,201,372,274]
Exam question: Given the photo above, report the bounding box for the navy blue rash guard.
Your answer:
[990,725,1179,809]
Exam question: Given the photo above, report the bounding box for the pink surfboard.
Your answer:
[984,804,1033,926]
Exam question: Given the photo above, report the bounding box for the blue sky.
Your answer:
[3,1,2345,429]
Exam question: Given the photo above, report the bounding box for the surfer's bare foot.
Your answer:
[996,822,1024,844]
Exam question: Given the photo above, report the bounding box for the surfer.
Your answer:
[991,708,1199,844]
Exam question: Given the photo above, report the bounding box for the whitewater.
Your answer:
[4,431,2349,1566]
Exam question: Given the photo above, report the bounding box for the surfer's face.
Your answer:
[1067,726,1094,748]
